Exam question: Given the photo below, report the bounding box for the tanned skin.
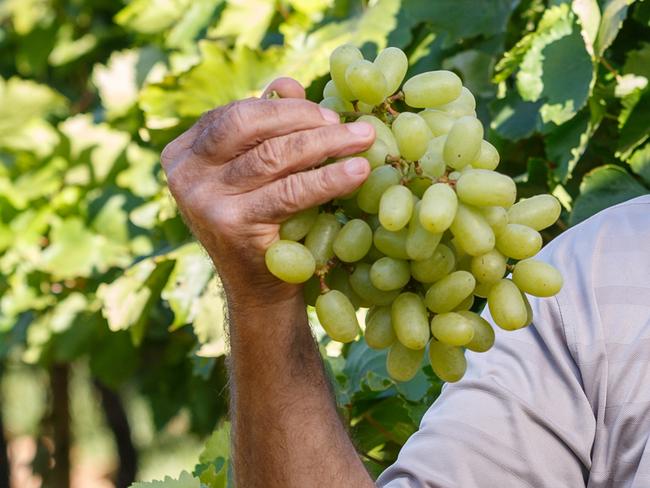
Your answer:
[161,77,377,488]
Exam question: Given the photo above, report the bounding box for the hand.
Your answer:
[160,77,375,302]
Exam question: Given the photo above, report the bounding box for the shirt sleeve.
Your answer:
[376,265,595,487]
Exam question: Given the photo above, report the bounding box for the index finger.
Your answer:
[191,97,341,162]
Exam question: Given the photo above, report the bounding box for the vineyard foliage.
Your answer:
[1,0,649,485]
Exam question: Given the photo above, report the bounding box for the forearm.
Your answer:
[226,289,374,488]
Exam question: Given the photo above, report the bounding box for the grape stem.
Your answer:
[339,111,366,120]
[387,91,404,103]
[316,258,339,294]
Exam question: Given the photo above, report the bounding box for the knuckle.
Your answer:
[255,138,285,173]
[278,174,306,211]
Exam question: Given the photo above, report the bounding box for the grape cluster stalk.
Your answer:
[264,45,564,383]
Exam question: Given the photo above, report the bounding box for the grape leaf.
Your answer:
[115,0,193,35]
[570,164,648,225]
[130,471,201,488]
[627,143,650,185]
[209,0,276,48]
[490,91,543,141]
[166,0,224,49]
[594,0,635,56]
[616,87,650,159]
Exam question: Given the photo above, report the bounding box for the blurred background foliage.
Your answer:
[0,0,649,486]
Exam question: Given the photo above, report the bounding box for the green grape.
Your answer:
[279,207,319,241]
[303,275,321,306]
[304,213,341,267]
[345,59,387,105]
[323,79,341,99]
[329,44,363,101]
[392,292,430,350]
[507,195,561,231]
[333,219,373,263]
[403,70,462,108]
[457,311,495,353]
[479,206,508,235]
[406,202,442,260]
[370,257,410,291]
[435,87,476,117]
[495,224,542,260]
[319,96,353,113]
[448,170,462,181]
[357,165,401,214]
[365,306,396,349]
[512,259,563,297]
[406,176,433,199]
[454,294,474,311]
[336,194,364,218]
[428,340,466,383]
[379,184,414,231]
[419,135,447,178]
[373,226,409,259]
[473,280,494,298]
[470,249,507,284]
[430,312,475,346]
[487,279,528,331]
[315,290,360,342]
[522,290,533,327]
[358,101,374,113]
[387,342,424,382]
[350,262,401,306]
[265,240,315,284]
[425,270,476,313]
[392,112,432,161]
[443,116,484,169]
[410,243,455,283]
[357,115,399,156]
[328,266,368,308]
[374,47,408,96]
[419,109,455,137]
[473,140,500,170]
[449,203,495,256]
[359,138,389,169]
[456,169,517,208]
[419,183,458,234]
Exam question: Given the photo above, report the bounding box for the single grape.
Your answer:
[319,96,353,113]
[443,116,484,169]
[470,249,507,284]
[473,140,500,170]
[488,279,529,331]
[315,290,360,342]
[456,169,517,208]
[265,240,316,284]
[387,341,425,382]
[419,135,447,178]
[410,243,455,283]
[323,79,341,99]
[428,340,466,382]
[304,213,341,267]
[419,109,455,137]
[280,207,319,241]
[419,183,458,234]
[345,59,388,105]
[333,219,373,263]
[392,292,430,350]
[473,280,494,298]
[392,112,432,161]
[350,262,401,306]
[379,184,414,231]
[425,270,476,313]
[512,259,563,297]
[435,87,476,117]
[449,203,495,256]
[374,47,408,96]
[370,257,411,291]
[359,138,390,169]
[457,311,495,353]
[430,312,475,346]
[406,176,433,199]
[479,206,508,235]
[358,101,374,113]
[522,290,533,327]
[329,44,363,101]
[357,165,401,214]
[357,115,399,156]
[403,70,462,108]
[495,223,542,260]
[406,202,442,260]
[454,294,474,311]
[507,195,561,231]
[373,226,410,260]
[365,306,396,349]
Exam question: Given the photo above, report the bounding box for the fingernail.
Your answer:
[319,107,340,124]
[347,122,373,136]
[344,157,369,176]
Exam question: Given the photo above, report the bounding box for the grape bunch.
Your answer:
[264,44,564,383]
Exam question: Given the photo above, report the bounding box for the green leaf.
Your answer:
[616,86,650,159]
[209,0,276,48]
[130,471,201,488]
[573,0,600,56]
[116,0,192,35]
[194,422,231,488]
[516,4,594,124]
[117,144,162,198]
[192,277,226,353]
[490,91,543,141]
[39,218,100,279]
[570,164,648,225]
[401,0,520,43]
[623,41,650,78]
[594,0,635,56]
[627,143,650,185]
[442,49,496,98]
[166,0,224,49]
